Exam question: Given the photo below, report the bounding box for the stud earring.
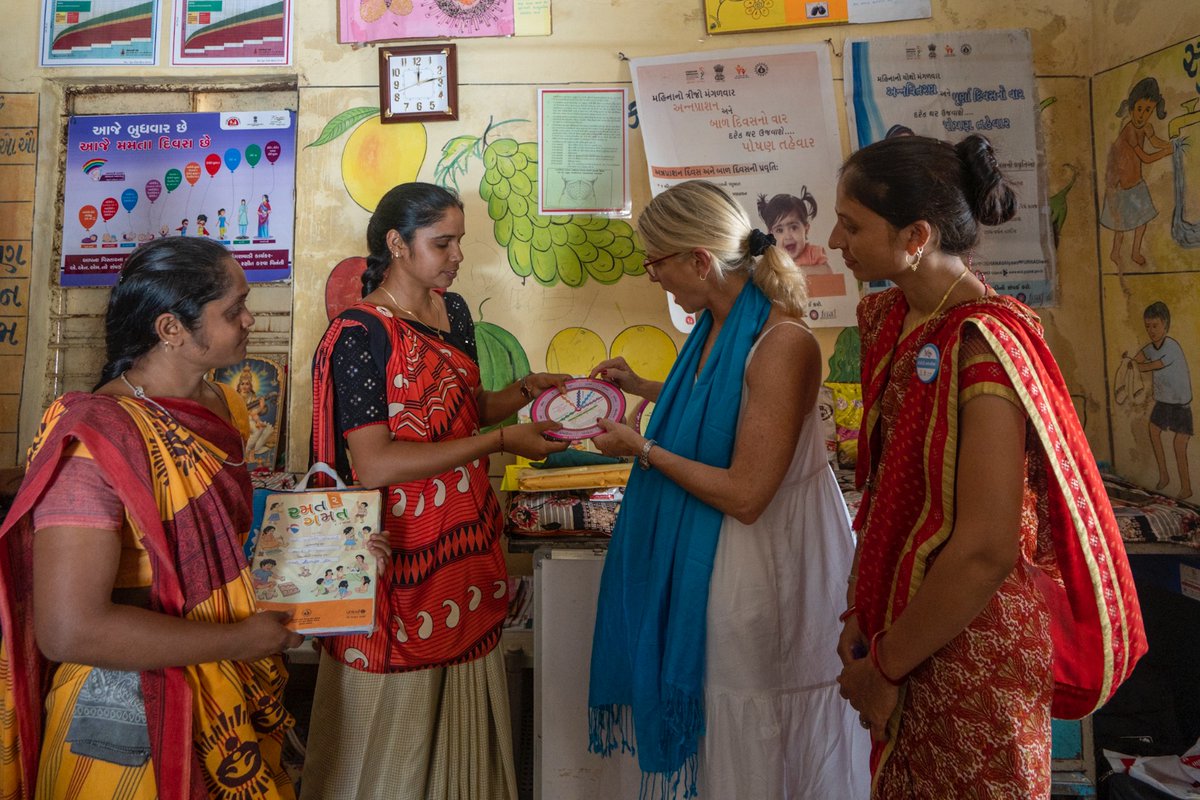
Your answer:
[904,245,924,271]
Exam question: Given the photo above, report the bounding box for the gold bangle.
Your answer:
[519,374,535,400]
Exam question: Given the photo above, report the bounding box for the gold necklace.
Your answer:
[120,372,246,467]
[902,269,972,338]
[379,285,444,334]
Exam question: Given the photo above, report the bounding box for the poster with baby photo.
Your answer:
[211,355,287,471]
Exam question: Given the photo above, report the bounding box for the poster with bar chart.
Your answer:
[40,0,159,67]
[171,0,291,66]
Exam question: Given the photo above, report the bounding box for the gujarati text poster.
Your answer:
[631,45,853,330]
[63,110,296,286]
[845,29,1055,305]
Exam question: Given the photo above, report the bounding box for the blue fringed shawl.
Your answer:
[588,281,771,798]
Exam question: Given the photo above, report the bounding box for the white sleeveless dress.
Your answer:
[601,322,871,799]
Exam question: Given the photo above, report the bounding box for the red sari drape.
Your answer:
[854,289,1146,791]
[311,303,506,674]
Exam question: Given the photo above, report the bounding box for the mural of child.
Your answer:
[238,198,249,237]
[175,218,189,236]
[1100,77,1176,268]
[757,188,832,274]
[196,213,210,237]
[1130,301,1193,498]
[342,526,358,550]
[353,500,371,523]
[356,575,371,594]
[337,579,351,598]
[218,208,228,239]
[315,577,330,596]
[350,553,367,573]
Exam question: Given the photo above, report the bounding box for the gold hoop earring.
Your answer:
[699,271,709,282]
[904,246,924,271]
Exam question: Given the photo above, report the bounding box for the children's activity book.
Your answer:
[249,484,380,635]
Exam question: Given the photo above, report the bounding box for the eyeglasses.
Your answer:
[642,251,682,278]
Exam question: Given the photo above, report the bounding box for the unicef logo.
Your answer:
[915,343,941,383]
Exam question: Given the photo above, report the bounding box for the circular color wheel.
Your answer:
[529,378,626,441]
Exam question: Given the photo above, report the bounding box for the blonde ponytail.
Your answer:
[751,245,808,316]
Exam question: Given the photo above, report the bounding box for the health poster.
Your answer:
[171,0,292,66]
[62,110,295,286]
[631,45,854,331]
[844,29,1056,306]
[40,0,159,67]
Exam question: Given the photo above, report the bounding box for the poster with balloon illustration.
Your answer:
[61,110,296,286]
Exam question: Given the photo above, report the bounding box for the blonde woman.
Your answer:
[587,180,869,799]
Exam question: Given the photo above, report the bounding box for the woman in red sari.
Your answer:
[305,182,568,800]
[0,237,304,800]
[830,134,1147,798]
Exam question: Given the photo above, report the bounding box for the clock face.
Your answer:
[529,378,627,441]
[389,54,447,113]
[380,45,458,123]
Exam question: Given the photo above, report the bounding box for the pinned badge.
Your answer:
[915,343,941,383]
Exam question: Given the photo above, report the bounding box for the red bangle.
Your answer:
[869,630,907,686]
[838,605,857,623]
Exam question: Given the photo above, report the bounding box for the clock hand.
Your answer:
[398,75,440,93]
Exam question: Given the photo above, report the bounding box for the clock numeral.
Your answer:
[416,102,422,111]
[414,56,422,64]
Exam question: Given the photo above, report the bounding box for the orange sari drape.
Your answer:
[0,389,295,800]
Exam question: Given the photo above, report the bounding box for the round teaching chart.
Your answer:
[529,378,626,441]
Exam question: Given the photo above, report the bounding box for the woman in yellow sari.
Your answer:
[0,237,305,800]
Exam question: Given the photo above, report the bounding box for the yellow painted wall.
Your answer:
[3,1,1200,489]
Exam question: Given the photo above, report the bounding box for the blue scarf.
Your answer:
[588,281,771,798]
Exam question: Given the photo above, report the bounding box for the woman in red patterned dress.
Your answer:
[829,134,1147,798]
[305,183,568,800]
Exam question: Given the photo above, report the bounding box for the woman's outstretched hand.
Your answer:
[502,420,569,459]
[590,358,645,396]
[590,417,643,457]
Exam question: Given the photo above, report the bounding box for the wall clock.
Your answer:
[379,43,458,123]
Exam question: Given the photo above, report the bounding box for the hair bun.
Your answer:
[955,134,1017,227]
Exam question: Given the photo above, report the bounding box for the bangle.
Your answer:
[519,374,535,400]
[847,570,859,585]
[838,605,857,623]
[638,438,657,470]
[498,427,505,454]
[869,630,907,686]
